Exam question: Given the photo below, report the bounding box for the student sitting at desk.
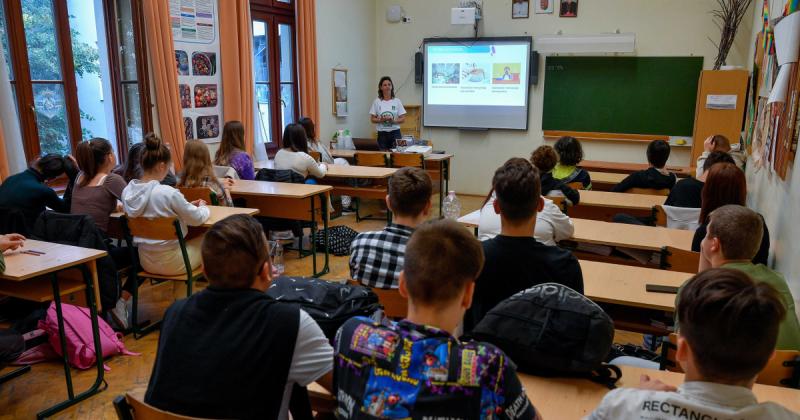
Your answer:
[299,116,352,209]
[71,138,128,234]
[146,215,333,419]
[695,134,746,178]
[176,140,234,207]
[274,123,328,181]
[466,158,583,332]
[214,120,255,180]
[697,205,800,350]
[611,140,676,193]
[589,268,797,420]
[349,167,432,289]
[531,145,580,204]
[553,136,592,189]
[665,151,734,208]
[335,219,540,420]
[113,141,177,186]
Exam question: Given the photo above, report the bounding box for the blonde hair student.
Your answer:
[177,140,233,207]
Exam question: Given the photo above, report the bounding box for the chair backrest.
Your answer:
[653,205,667,227]
[659,246,700,273]
[308,150,321,162]
[390,152,424,168]
[628,187,671,196]
[114,393,205,420]
[347,279,407,319]
[567,181,584,191]
[659,205,701,231]
[255,168,305,184]
[354,152,388,167]
[178,187,218,206]
[548,196,567,213]
[122,216,181,241]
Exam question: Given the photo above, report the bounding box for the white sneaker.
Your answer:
[110,298,130,330]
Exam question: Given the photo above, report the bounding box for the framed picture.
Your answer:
[512,0,529,19]
[332,68,348,117]
[559,0,578,17]
[535,0,554,14]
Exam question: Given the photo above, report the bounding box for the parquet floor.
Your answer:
[0,194,642,418]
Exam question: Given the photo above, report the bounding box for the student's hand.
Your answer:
[191,199,207,207]
[115,202,124,213]
[222,178,235,188]
[0,233,26,252]
[703,136,715,153]
[638,374,677,392]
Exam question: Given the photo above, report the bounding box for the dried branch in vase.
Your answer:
[710,0,753,69]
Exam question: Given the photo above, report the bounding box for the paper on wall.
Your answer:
[335,101,348,117]
[768,64,792,103]
[334,71,347,88]
[706,94,737,109]
[775,12,800,65]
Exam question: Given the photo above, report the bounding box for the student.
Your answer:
[335,219,540,420]
[697,204,800,350]
[274,123,328,180]
[0,153,78,230]
[695,134,746,178]
[589,268,797,420]
[692,163,770,265]
[350,167,432,289]
[611,140,676,192]
[176,140,233,207]
[214,120,255,180]
[531,145,580,204]
[0,233,25,273]
[113,142,177,186]
[121,134,210,277]
[298,116,352,209]
[71,138,127,233]
[145,214,333,419]
[664,151,734,208]
[468,158,583,331]
[553,136,592,189]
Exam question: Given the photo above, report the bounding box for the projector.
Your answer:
[451,7,476,25]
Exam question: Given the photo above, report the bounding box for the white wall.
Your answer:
[315,0,377,145]
[374,0,754,194]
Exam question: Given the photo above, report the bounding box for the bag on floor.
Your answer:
[470,283,621,388]
[38,302,139,370]
[313,225,359,256]
[266,276,380,339]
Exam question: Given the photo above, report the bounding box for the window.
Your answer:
[251,0,298,155]
[0,0,151,162]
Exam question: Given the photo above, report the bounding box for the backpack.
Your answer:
[38,302,139,370]
[314,225,359,256]
[266,276,381,339]
[471,283,621,388]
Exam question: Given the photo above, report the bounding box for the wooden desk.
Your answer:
[230,180,332,277]
[569,218,694,252]
[581,160,693,177]
[111,206,259,229]
[569,190,666,221]
[587,171,627,191]
[520,366,800,419]
[325,164,397,179]
[582,260,687,312]
[0,240,108,418]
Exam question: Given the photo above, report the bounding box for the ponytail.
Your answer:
[75,138,113,187]
[141,133,171,171]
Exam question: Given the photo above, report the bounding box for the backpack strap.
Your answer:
[588,363,622,389]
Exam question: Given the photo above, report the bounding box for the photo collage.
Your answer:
[431,62,522,87]
[176,50,220,140]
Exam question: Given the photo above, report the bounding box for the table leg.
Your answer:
[311,192,330,277]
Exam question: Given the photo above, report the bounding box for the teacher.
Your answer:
[369,76,406,150]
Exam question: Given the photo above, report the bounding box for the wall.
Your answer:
[375,0,754,194]
[315,0,377,145]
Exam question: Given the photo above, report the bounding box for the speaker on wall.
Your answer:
[530,51,540,85]
[415,51,423,84]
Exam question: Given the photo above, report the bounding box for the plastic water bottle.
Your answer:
[442,191,461,220]
[269,240,285,276]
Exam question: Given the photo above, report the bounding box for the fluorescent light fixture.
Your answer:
[534,33,636,54]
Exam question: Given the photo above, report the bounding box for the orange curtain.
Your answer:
[296,0,319,126]
[142,0,186,170]
[0,118,9,182]
[219,0,255,156]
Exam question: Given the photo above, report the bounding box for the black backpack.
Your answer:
[471,283,621,388]
[314,225,359,256]
[266,276,381,339]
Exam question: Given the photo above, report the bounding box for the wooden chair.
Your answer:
[178,186,219,206]
[348,280,407,319]
[660,333,800,388]
[567,181,585,191]
[308,150,321,162]
[548,195,567,213]
[628,187,671,196]
[353,153,389,222]
[659,246,700,273]
[390,152,424,168]
[121,216,204,338]
[114,392,204,419]
[653,205,667,227]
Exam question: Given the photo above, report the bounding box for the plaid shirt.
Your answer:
[349,223,414,289]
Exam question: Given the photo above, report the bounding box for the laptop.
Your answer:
[353,137,381,151]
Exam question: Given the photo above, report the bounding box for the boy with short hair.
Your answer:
[611,140,676,192]
[468,158,583,331]
[145,215,333,419]
[335,219,540,420]
[698,204,800,350]
[589,268,798,419]
[349,167,432,289]
[531,145,580,204]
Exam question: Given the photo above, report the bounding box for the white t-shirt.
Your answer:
[369,98,406,132]
[274,149,328,178]
[586,381,800,420]
[478,194,575,246]
[277,309,334,420]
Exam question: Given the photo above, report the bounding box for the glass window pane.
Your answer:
[278,23,293,83]
[22,0,62,81]
[252,20,269,83]
[255,84,272,144]
[276,0,291,3]
[116,0,138,81]
[32,83,70,155]
[280,83,294,133]
[0,0,12,79]
[122,83,143,144]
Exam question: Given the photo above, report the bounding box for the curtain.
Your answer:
[296,0,319,126]
[0,38,24,179]
[142,0,186,170]
[219,0,255,156]
[0,118,8,182]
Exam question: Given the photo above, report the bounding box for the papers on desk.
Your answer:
[393,145,432,155]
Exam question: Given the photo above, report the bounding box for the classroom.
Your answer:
[1,0,800,418]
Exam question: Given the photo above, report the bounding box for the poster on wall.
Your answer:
[170,0,223,143]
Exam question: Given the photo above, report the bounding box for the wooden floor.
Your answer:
[0,194,642,419]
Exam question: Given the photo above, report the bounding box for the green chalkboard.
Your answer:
[542,57,704,136]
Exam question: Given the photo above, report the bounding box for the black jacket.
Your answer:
[0,169,74,231]
[541,172,580,204]
[665,177,704,208]
[611,168,676,193]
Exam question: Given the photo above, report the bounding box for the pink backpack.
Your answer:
[37,301,138,370]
